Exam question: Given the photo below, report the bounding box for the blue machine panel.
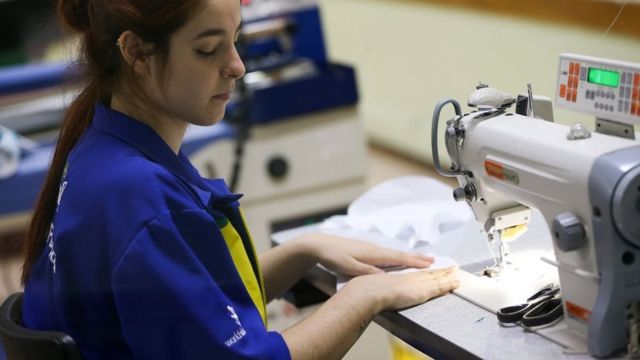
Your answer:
[248,64,358,124]
[0,62,74,96]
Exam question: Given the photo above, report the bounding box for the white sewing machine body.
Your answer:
[455,108,640,356]
[432,54,640,357]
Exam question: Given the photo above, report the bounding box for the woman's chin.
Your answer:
[194,108,226,126]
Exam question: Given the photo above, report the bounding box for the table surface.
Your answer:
[271,210,617,360]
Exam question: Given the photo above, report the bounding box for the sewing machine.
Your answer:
[432,54,640,357]
[0,0,367,253]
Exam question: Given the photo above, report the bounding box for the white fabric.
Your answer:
[321,176,474,249]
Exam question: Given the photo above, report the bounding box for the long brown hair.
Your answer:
[22,0,202,283]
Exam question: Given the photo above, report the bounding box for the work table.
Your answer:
[271,210,607,360]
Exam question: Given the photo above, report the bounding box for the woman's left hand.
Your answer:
[299,233,434,276]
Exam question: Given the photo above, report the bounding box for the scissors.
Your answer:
[497,285,563,327]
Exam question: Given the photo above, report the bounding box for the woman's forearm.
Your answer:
[281,278,383,360]
[259,235,317,302]
[264,235,460,359]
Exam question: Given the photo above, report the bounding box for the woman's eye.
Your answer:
[196,48,217,56]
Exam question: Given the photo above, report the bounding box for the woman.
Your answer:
[21,0,459,359]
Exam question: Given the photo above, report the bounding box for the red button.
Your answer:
[634,88,639,101]
[632,102,638,115]
[635,74,640,87]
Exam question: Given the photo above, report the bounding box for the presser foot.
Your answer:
[480,261,511,278]
[482,266,502,278]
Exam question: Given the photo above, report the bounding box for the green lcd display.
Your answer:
[587,68,620,87]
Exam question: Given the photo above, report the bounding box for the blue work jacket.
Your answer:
[23,103,291,360]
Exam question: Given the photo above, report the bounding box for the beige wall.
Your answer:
[318,0,640,163]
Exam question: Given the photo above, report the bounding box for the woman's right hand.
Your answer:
[345,267,460,312]
[281,266,459,360]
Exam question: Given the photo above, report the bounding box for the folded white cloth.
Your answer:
[321,176,474,249]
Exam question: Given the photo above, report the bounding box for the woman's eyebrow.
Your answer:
[192,23,242,41]
[192,28,225,40]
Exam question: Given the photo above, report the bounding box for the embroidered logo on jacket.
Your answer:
[48,180,68,274]
[224,305,247,347]
[46,225,56,274]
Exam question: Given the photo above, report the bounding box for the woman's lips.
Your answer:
[213,93,230,101]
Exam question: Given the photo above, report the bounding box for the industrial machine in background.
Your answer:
[432,53,640,357]
[0,0,368,254]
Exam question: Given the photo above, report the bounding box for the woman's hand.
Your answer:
[280,234,458,360]
[346,267,459,312]
[298,233,435,276]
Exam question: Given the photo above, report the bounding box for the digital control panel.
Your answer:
[556,53,640,125]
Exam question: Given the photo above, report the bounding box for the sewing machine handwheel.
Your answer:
[612,166,640,248]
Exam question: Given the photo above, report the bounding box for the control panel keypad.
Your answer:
[558,55,640,122]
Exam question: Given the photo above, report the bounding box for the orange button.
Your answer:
[635,74,640,87]
[634,88,639,101]
[559,84,567,98]
[570,76,576,88]
[571,91,577,103]
[632,102,638,115]
[569,63,575,75]
[574,64,581,76]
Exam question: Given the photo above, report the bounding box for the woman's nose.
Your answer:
[223,46,246,80]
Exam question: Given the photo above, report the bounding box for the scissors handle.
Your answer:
[497,293,558,324]
[521,296,563,327]
[497,303,530,323]
[526,286,559,302]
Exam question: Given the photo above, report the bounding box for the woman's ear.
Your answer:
[116,30,153,75]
